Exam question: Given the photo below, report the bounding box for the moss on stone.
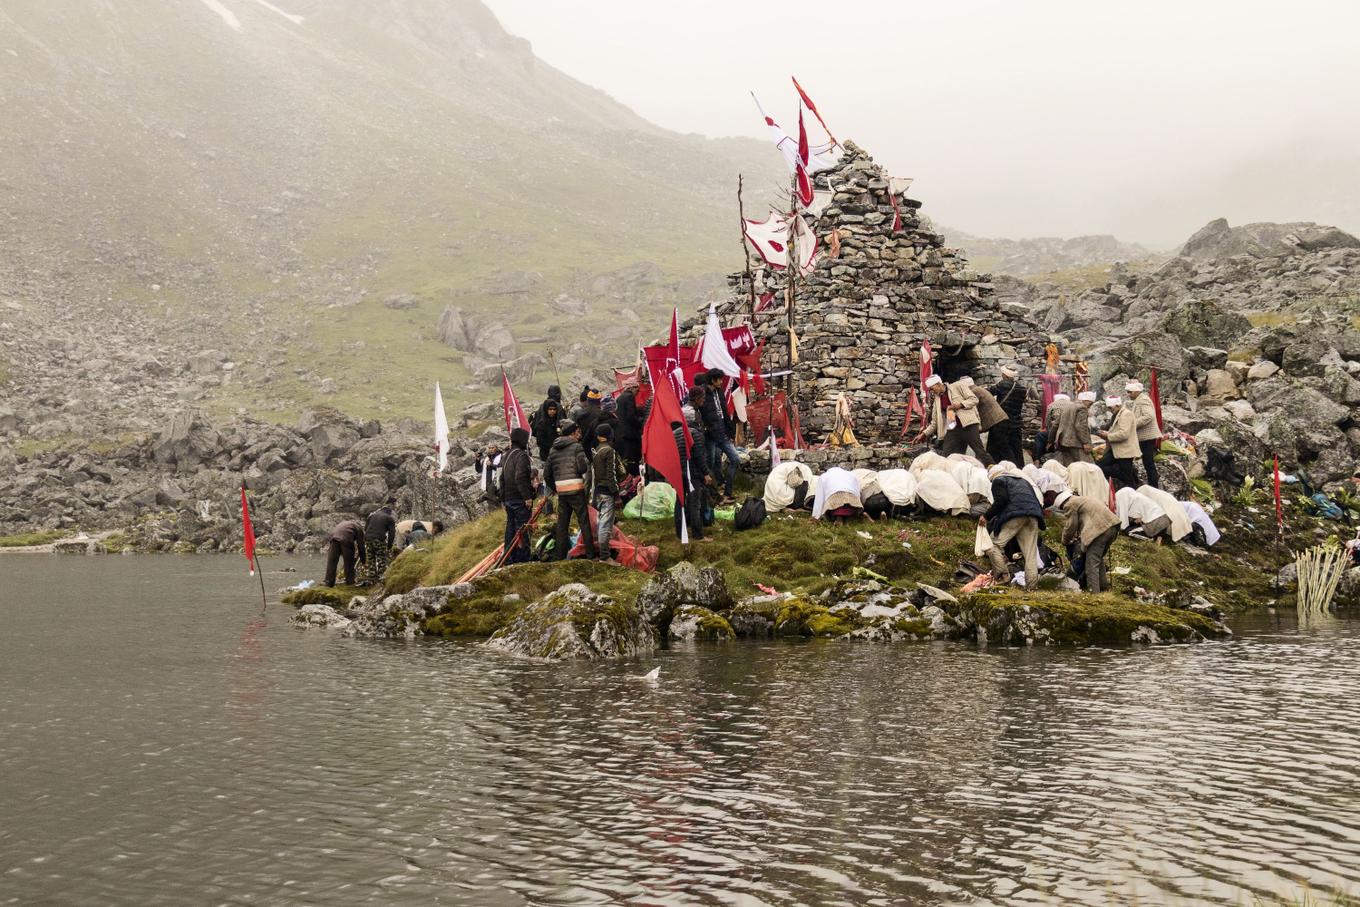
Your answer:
[0,529,66,548]
[951,589,1229,646]
[281,584,366,608]
[774,596,867,637]
[382,547,433,595]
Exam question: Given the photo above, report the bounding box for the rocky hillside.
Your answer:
[941,226,1157,280]
[998,218,1360,483]
[0,0,779,439]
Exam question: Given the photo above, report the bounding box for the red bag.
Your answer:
[567,507,659,573]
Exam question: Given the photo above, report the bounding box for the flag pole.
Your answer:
[548,349,563,391]
[786,173,799,425]
[738,174,756,322]
[242,479,267,610]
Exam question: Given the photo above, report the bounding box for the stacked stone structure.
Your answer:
[688,141,1055,443]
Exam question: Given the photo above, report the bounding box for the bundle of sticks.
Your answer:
[1295,543,1347,617]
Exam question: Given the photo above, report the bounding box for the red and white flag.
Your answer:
[791,75,839,148]
[889,187,903,232]
[769,426,782,467]
[794,104,813,205]
[751,92,835,194]
[743,210,819,274]
[919,338,934,388]
[501,370,529,433]
[240,484,258,576]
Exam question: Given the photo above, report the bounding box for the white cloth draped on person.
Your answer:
[1180,500,1222,546]
[763,461,814,512]
[1115,486,1167,530]
[914,470,970,515]
[1138,485,1194,542]
[1067,461,1108,501]
[811,466,863,520]
[875,469,918,506]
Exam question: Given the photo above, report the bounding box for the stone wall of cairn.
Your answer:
[684,141,1055,443]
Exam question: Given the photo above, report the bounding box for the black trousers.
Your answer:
[552,492,595,560]
[987,426,1024,467]
[942,424,994,465]
[325,539,358,587]
[1139,439,1161,489]
[674,488,704,540]
[1099,448,1139,490]
[503,499,532,565]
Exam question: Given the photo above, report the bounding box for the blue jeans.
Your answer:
[503,500,532,565]
[593,493,616,559]
[706,435,739,497]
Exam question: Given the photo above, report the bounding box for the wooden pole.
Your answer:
[548,349,563,390]
[738,174,756,322]
[786,176,799,421]
[242,479,267,610]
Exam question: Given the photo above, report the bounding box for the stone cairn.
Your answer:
[689,141,1055,444]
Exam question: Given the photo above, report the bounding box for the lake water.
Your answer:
[2,556,1358,906]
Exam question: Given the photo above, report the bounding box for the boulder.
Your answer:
[635,561,734,627]
[1247,360,1280,381]
[727,594,789,638]
[667,605,735,642]
[1202,369,1239,399]
[1184,347,1230,372]
[291,604,353,630]
[1159,299,1252,350]
[345,584,471,638]
[485,584,654,660]
[151,411,223,466]
[1282,336,1344,379]
[436,306,515,359]
[946,592,1230,646]
[1099,332,1187,385]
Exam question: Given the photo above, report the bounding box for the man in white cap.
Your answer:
[914,374,994,465]
[1036,392,1072,462]
[1098,395,1140,489]
[1125,380,1161,488]
[1054,391,1097,465]
[987,366,1028,466]
[1055,490,1121,592]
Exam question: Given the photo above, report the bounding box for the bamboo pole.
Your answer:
[1296,543,1346,617]
[738,174,756,322]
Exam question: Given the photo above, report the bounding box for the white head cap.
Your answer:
[1054,491,1073,509]
[1125,380,1145,393]
[1077,391,1097,403]
[925,375,943,389]
[1000,366,1018,379]
[1106,395,1123,408]
[1053,393,1071,402]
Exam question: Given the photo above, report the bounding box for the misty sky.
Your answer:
[484,0,1360,246]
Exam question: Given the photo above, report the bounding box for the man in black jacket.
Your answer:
[531,387,563,462]
[578,389,603,458]
[324,519,367,587]
[362,505,396,584]
[543,419,596,560]
[614,386,644,475]
[981,465,1045,584]
[672,417,709,542]
[499,427,536,565]
[695,371,739,502]
[591,424,626,564]
[986,367,1028,466]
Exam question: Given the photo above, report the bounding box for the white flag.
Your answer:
[700,304,743,378]
[433,382,450,475]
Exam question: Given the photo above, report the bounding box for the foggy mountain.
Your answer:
[0,0,779,427]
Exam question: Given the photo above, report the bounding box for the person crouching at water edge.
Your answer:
[914,374,994,466]
[324,518,366,587]
[499,427,536,565]
[980,463,1044,585]
[1055,491,1120,593]
[362,505,396,584]
[544,419,596,560]
[591,424,626,566]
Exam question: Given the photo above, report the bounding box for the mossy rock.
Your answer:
[281,585,367,608]
[774,596,867,638]
[383,547,433,595]
[668,605,735,642]
[948,589,1230,646]
[486,583,655,660]
[727,594,787,638]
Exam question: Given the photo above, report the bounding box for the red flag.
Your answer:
[1149,367,1165,436]
[668,307,680,362]
[791,76,839,147]
[1108,478,1118,513]
[919,338,934,389]
[900,388,925,438]
[642,377,688,506]
[240,484,258,575]
[889,186,903,232]
[501,370,529,434]
[794,105,813,206]
[1273,454,1284,535]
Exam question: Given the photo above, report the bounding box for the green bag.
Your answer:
[621,481,677,520]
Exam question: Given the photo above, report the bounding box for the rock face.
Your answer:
[291,604,353,630]
[347,584,474,639]
[947,592,1231,646]
[435,305,516,359]
[695,141,1055,442]
[636,562,734,628]
[486,584,655,660]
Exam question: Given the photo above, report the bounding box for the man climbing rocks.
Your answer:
[915,374,993,465]
[986,366,1028,466]
[1127,380,1161,488]
[324,518,366,587]
[362,505,396,584]
[499,427,536,565]
[1056,491,1120,592]
[544,419,596,560]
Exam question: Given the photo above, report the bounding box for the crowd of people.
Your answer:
[319,364,1211,596]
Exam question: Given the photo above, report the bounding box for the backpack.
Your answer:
[734,497,767,532]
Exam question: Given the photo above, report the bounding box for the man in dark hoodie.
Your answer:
[362,505,396,584]
[499,427,536,565]
[614,386,644,474]
[544,419,596,560]
[980,464,1045,585]
[531,386,563,462]
[324,518,367,587]
[672,417,709,542]
[695,370,740,503]
[577,389,603,458]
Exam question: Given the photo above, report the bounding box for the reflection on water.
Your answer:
[2,556,1358,905]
